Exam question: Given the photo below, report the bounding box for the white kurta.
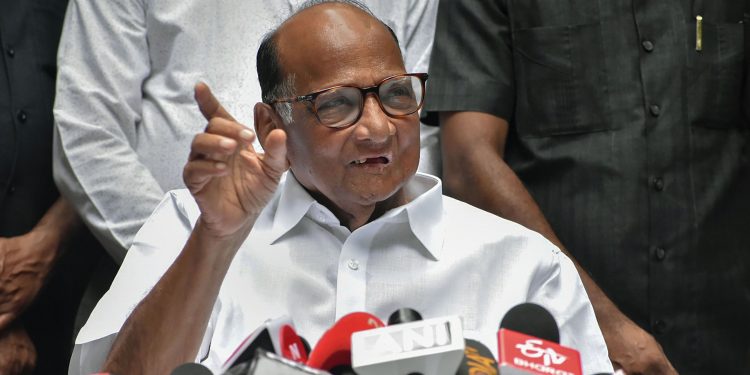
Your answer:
[70,173,613,374]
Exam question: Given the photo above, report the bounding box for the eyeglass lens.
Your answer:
[313,75,424,128]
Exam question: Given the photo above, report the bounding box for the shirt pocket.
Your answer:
[686,19,745,129]
[512,22,612,138]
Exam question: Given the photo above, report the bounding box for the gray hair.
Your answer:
[269,74,296,125]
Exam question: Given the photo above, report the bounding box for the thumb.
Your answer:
[260,129,289,178]
[194,82,236,121]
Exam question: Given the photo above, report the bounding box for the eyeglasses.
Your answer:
[270,73,428,129]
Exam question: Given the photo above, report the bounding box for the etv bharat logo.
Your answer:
[515,339,567,366]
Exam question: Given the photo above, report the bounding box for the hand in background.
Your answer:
[0,324,36,375]
[184,83,289,239]
[0,232,56,330]
[606,315,678,375]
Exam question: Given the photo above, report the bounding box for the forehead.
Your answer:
[275,4,405,93]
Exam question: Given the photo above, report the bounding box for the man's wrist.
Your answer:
[192,216,255,258]
[22,229,59,272]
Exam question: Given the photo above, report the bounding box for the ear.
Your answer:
[254,102,285,149]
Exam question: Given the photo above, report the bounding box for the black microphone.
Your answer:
[170,362,213,375]
[499,303,559,343]
[455,338,498,375]
[387,308,423,325]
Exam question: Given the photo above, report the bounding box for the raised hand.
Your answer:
[184,83,289,238]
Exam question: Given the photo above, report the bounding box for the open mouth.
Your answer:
[351,156,390,165]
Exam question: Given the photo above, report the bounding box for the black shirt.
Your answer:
[0,0,67,236]
[424,0,750,373]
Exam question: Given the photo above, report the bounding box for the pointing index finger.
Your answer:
[194,82,236,122]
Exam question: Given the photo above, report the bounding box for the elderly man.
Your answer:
[70,1,612,374]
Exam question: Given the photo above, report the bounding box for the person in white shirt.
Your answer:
[53,0,439,264]
[70,1,613,374]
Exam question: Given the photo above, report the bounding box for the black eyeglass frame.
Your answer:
[269,73,429,128]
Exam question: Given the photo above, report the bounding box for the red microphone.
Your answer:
[496,303,582,375]
[279,324,308,363]
[306,312,385,372]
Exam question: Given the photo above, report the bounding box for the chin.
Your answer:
[350,176,408,205]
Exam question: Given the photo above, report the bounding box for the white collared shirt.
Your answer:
[53,0,439,263]
[70,173,612,374]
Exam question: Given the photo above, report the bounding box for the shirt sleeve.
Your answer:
[53,0,163,263]
[401,0,438,74]
[527,243,614,375]
[71,190,217,372]
[423,0,516,121]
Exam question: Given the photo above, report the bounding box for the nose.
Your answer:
[352,93,396,144]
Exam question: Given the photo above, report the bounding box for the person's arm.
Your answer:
[53,0,163,263]
[441,111,676,374]
[0,324,36,375]
[0,198,80,330]
[101,84,288,374]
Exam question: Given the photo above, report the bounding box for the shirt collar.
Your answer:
[268,172,445,260]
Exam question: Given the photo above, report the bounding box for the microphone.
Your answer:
[455,339,498,375]
[499,303,559,344]
[221,316,308,372]
[388,308,423,325]
[306,312,385,372]
[170,363,213,375]
[351,315,465,375]
[223,349,331,375]
[496,303,582,375]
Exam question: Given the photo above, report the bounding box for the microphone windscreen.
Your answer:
[170,362,213,375]
[387,308,422,325]
[499,303,559,343]
[456,339,497,375]
[306,312,385,370]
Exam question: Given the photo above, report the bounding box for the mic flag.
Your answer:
[351,315,465,375]
[497,303,581,375]
[221,316,308,372]
[497,329,581,375]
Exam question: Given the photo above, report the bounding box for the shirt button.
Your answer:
[653,247,667,261]
[6,47,15,58]
[16,110,27,123]
[649,104,661,117]
[653,319,668,334]
[347,259,359,271]
[7,185,16,195]
[651,176,664,191]
[642,40,655,52]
